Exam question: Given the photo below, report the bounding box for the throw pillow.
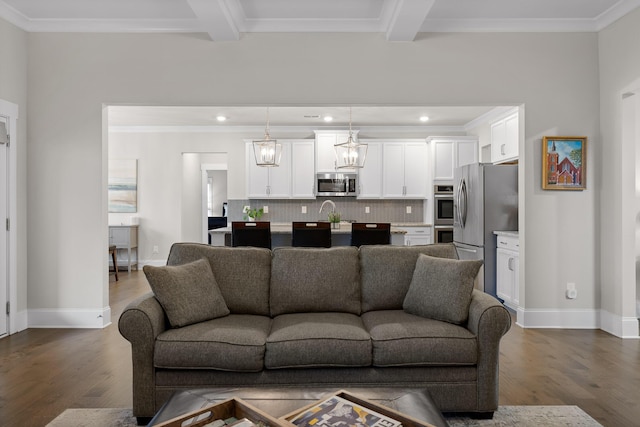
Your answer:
[403,254,483,324]
[143,258,229,328]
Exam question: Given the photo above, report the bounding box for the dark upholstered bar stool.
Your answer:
[231,221,271,249]
[350,222,391,247]
[291,221,332,248]
[109,245,119,281]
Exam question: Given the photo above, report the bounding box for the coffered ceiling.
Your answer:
[1,0,639,42]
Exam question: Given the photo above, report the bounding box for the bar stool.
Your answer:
[292,222,332,248]
[109,245,119,281]
[350,223,391,247]
[231,221,271,249]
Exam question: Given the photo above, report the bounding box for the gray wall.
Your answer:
[11,22,634,333]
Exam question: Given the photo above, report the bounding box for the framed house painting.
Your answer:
[108,159,138,212]
[542,136,586,190]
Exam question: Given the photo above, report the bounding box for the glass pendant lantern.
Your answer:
[334,107,367,169]
[253,107,282,167]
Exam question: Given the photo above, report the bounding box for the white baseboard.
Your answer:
[600,309,640,338]
[139,259,165,267]
[516,308,600,329]
[516,307,640,338]
[28,306,112,329]
[11,309,29,334]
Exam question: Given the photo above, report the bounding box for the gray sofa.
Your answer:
[119,243,511,423]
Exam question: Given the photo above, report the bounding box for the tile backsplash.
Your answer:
[227,198,425,224]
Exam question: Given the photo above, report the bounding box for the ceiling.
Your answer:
[1,0,639,42]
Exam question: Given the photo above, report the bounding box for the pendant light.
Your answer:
[253,107,282,167]
[334,107,367,169]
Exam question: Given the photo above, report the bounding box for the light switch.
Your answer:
[301,206,307,214]
[365,206,370,214]
[406,206,412,214]
[263,206,269,214]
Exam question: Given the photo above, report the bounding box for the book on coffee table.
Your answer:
[289,395,402,427]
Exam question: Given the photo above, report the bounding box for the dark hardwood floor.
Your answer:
[0,271,639,426]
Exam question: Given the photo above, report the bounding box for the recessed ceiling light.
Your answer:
[216,115,227,122]
[419,116,429,122]
[323,116,333,122]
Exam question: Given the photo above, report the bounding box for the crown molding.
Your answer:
[109,124,466,134]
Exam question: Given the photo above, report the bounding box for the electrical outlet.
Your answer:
[365,206,370,214]
[301,206,307,214]
[263,206,269,214]
[153,245,159,254]
[566,282,577,299]
[406,206,412,214]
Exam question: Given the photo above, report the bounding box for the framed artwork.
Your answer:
[108,159,138,212]
[542,136,587,190]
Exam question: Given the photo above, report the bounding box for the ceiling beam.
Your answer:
[385,0,435,41]
[186,0,239,41]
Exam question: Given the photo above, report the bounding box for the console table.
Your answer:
[108,225,139,272]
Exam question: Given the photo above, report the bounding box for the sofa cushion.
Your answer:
[361,310,477,366]
[154,314,271,371]
[360,244,458,313]
[167,243,271,316]
[270,247,361,316]
[403,254,483,324]
[143,258,230,328]
[266,312,372,368]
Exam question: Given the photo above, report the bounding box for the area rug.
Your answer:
[47,406,603,427]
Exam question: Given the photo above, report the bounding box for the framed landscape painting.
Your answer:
[542,136,587,190]
[108,159,138,212]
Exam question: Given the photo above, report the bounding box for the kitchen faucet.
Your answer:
[319,199,336,214]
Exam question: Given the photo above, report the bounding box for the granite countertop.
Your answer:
[209,222,427,235]
[493,230,519,237]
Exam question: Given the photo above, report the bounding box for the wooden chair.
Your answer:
[109,245,119,281]
[350,222,391,247]
[231,221,271,249]
[291,222,332,248]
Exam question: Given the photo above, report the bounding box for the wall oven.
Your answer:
[434,185,454,226]
[434,226,454,243]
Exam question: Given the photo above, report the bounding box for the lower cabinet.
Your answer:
[402,226,432,246]
[495,233,519,310]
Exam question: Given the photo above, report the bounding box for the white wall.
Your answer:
[208,170,227,217]
[25,31,604,328]
[598,8,640,337]
[0,18,28,326]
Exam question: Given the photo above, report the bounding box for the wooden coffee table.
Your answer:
[147,387,449,427]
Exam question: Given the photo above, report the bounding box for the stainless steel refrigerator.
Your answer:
[453,163,518,298]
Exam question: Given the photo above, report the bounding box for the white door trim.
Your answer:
[0,99,20,336]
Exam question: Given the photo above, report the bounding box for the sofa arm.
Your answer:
[466,289,512,412]
[118,292,167,419]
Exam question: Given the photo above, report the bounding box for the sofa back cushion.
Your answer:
[270,247,361,316]
[167,243,271,316]
[360,244,458,313]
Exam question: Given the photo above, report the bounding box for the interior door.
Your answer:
[0,117,8,337]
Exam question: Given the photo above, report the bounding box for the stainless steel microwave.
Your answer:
[316,173,358,197]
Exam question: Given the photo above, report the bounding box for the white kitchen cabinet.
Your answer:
[314,130,359,172]
[428,136,478,182]
[491,112,519,164]
[495,232,519,310]
[291,141,316,198]
[382,142,428,198]
[246,142,291,198]
[402,226,432,246]
[357,141,382,199]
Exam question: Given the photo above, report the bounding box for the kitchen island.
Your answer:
[209,222,409,247]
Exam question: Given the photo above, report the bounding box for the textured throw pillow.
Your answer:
[143,258,229,328]
[403,254,483,324]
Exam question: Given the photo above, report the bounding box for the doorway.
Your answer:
[0,99,18,338]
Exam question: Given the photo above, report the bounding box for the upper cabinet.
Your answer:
[290,141,316,199]
[357,141,382,199]
[314,130,360,172]
[428,136,478,182]
[247,140,315,199]
[490,111,519,164]
[382,142,428,199]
